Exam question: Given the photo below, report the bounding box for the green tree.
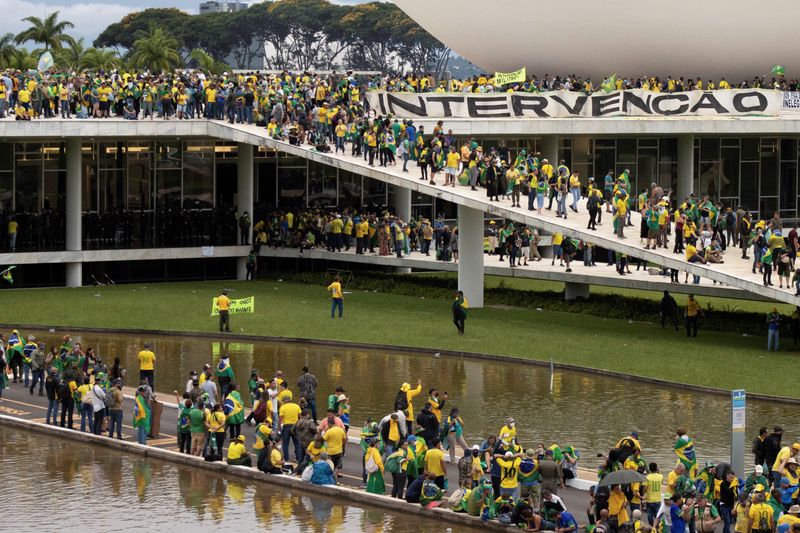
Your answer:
[14,11,75,51]
[94,8,189,51]
[0,33,17,66]
[54,37,86,70]
[9,48,38,70]
[129,27,181,72]
[268,0,347,70]
[82,48,119,70]
[188,48,227,75]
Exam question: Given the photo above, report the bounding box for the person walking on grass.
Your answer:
[217,289,231,332]
[327,275,344,318]
[767,308,781,352]
[452,290,468,335]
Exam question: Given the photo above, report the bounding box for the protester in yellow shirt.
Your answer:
[327,275,343,318]
[137,343,156,389]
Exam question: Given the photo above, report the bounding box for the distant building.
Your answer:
[199,1,248,14]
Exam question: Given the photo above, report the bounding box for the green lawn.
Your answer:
[0,279,792,397]
[416,272,786,314]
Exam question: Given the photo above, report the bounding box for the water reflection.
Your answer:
[0,428,471,533]
[20,328,800,467]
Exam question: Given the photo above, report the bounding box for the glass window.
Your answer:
[700,138,720,161]
[338,170,361,209]
[780,161,797,212]
[0,142,12,168]
[82,147,98,213]
[15,161,41,213]
[699,162,720,199]
[741,138,759,161]
[761,149,778,197]
[99,142,126,169]
[759,197,778,219]
[740,161,759,211]
[99,169,126,212]
[184,151,214,209]
[363,177,387,208]
[781,138,798,161]
[215,142,239,159]
[128,155,152,211]
[659,138,677,163]
[595,138,615,148]
[658,163,677,193]
[308,161,337,208]
[638,138,658,148]
[593,148,615,183]
[616,139,637,162]
[43,170,66,212]
[637,147,658,187]
[257,161,276,207]
[0,172,12,213]
[156,141,182,169]
[156,169,181,210]
[277,166,306,207]
[721,138,740,148]
[720,148,740,199]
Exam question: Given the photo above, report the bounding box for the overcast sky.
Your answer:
[1,0,378,45]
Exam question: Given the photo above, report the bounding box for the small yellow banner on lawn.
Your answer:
[211,296,255,316]
[494,67,526,86]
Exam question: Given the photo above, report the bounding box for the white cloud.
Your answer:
[0,0,137,45]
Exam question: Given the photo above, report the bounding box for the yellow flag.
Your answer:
[494,67,526,86]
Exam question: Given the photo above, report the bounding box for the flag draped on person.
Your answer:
[601,74,619,93]
[674,433,698,479]
[224,390,244,424]
[133,392,152,432]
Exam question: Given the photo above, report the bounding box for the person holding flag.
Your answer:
[133,385,152,445]
[216,353,235,399]
[674,428,698,479]
[224,382,245,439]
[1,266,15,286]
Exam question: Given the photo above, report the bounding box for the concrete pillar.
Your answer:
[677,134,694,200]
[66,138,82,287]
[393,185,412,222]
[457,204,484,308]
[541,135,559,164]
[237,143,254,281]
[564,281,590,300]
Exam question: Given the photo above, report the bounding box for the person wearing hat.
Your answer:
[777,505,800,532]
[779,456,800,499]
[745,464,769,495]
[227,434,252,467]
[773,442,800,481]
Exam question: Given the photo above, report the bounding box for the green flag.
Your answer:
[133,393,152,431]
[601,74,618,93]
[1,266,15,285]
[771,65,786,76]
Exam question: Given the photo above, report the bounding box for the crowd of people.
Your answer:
[4,326,800,531]
[1,68,794,124]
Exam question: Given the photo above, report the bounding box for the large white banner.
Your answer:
[783,91,800,109]
[365,89,782,119]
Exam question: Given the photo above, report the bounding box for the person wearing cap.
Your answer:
[496,449,524,499]
[185,370,199,395]
[774,442,800,481]
[500,417,517,441]
[137,342,156,391]
[779,456,800,499]
[227,435,252,467]
[745,465,769,495]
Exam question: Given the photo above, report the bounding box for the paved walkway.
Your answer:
[0,381,590,513]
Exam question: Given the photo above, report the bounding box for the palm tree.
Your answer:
[9,48,38,70]
[129,27,181,72]
[188,48,228,75]
[0,33,17,65]
[14,11,75,51]
[54,36,85,70]
[82,48,119,71]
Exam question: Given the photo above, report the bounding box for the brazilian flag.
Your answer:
[224,390,244,425]
[674,435,698,479]
[133,394,152,432]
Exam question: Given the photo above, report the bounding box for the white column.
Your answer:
[236,143,254,280]
[66,138,82,287]
[393,185,411,222]
[457,204,484,308]
[677,134,694,200]
[564,281,590,300]
[541,135,559,164]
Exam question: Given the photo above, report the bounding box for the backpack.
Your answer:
[103,388,116,408]
[458,455,473,482]
[588,195,599,210]
[394,390,409,413]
